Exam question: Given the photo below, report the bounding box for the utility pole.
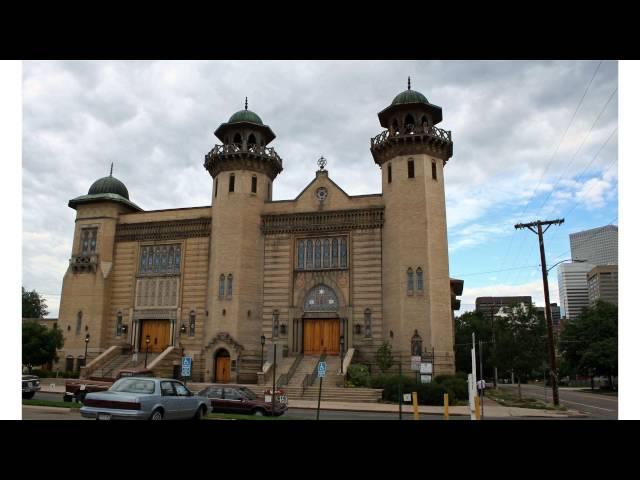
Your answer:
[490,304,498,389]
[514,218,564,407]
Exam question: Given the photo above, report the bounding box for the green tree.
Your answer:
[22,321,64,373]
[559,300,617,390]
[375,341,394,373]
[493,304,546,399]
[22,287,49,318]
[454,310,493,377]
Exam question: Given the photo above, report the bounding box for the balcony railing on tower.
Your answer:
[370,123,453,163]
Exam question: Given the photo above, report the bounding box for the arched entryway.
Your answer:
[302,284,341,355]
[214,349,231,383]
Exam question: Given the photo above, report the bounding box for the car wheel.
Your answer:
[150,409,163,421]
[76,391,87,404]
[253,408,265,416]
[22,392,35,400]
[193,406,206,420]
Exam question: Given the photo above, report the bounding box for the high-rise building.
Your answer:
[570,225,618,265]
[587,265,618,306]
[558,262,595,320]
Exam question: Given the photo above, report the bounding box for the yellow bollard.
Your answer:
[444,393,449,420]
[474,395,481,420]
[412,391,419,420]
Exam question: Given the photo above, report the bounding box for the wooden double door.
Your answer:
[140,320,170,353]
[304,319,340,355]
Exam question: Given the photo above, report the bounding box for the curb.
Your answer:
[22,405,76,414]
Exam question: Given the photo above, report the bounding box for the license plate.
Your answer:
[98,413,111,421]
[80,384,86,391]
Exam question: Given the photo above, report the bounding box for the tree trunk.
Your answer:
[517,377,522,400]
[608,373,614,391]
[590,375,594,390]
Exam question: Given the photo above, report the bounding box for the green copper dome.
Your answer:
[88,175,130,200]
[392,89,429,105]
[228,109,263,125]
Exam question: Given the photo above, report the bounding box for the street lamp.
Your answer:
[145,335,151,367]
[84,333,90,367]
[339,335,345,374]
[260,334,266,370]
[546,258,587,274]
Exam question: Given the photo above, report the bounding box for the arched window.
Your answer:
[297,240,305,269]
[227,274,233,297]
[248,133,257,146]
[364,309,372,338]
[272,310,280,338]
[411,330,422,356]
[392,119,400,135]
[76,311,82,335]
[233,133,242,145]
[417,267,424,291]
[306,240,313,269]
[219,274,225,298]
[314,240,322,269]
[421,115,429,130]
[404,114,415,132]
[304,284,339,311]
[407,268,414,293]
[322,239,330,268]
[331,239,338,268]
[189,311,196,337]
[116,311,123,337]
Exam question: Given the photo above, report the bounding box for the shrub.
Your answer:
[415,383,449,405]
[434,375,468,402]
[347,364,370,387]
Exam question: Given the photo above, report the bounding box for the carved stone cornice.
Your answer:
[204,144,283,180]
[261,207,384,234]
[115,218,211,242]
[206,332,244,353]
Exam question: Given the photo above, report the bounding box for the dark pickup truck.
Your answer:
[64,368,154,403]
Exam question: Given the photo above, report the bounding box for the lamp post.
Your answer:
[339,335,345,374]
[145,335,151,367]
[260,334,266,370]
[84,333,90,367]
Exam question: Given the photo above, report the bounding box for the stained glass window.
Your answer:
[80,228,97,256]
[332,239,338,267]
[219,275,225,297]
[139,244,181,275]
[340,238,347,268]
[297,240,305,269]
[299,236,348,270]
[141,249,147,273]
[306,240,313,267]
[227,274,233,297]
[314,240,321,269]
[417,268,424,291]
[304,284,339,311]
[407,268,414,292]
[323,239,330,268]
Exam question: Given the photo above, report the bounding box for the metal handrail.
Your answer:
[302,349,327,393]
[276,353,303,388]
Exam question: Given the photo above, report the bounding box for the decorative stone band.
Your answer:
[133,309,177,320]
[370,127,453,165]
[115,218,211,242]
[204,144,283,180]
[261,207,385,234]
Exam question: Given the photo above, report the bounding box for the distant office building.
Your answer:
[476,296,533,318]
[534,303,561,329]
[587,265,618,306]
[558,262,595,320]
[570,225,618,265]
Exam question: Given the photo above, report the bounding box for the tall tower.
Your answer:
[203,99,283,382]
[370,79,455,374]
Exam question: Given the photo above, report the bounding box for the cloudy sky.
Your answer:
[22,60,618,318]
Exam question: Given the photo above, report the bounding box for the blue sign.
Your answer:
[318,361,327,378]
[181,356,192,377]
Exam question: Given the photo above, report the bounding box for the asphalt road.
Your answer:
[499,383,618,419]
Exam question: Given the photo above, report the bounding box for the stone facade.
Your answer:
[55,84,463,381]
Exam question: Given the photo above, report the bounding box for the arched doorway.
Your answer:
[302,284,340,355]
[214,349,231,383]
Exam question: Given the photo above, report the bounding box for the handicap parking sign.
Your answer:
[318,361,327,378]
[181,356,192,377]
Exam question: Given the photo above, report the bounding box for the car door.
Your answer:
[160,381,178,419]
[223,387,244,414]
[207,386,224,413]
[172,381,197,419]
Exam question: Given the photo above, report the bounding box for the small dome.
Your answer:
[228,109,263,125]
[88,175,129,200]
[392,89,429,105]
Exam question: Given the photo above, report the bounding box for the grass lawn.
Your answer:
[206,412,288,420]
[486,388,567,411]
[23,399,82,409]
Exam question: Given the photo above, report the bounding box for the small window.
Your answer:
[432,161,437,180]
[229,174,235,193]
[273,311,280,338]
[364,309,372,338]
[407,268,414,293]
[408,159,415,178]
[80,228,98,256]
[417,268,424,291]
[65,356,74,372]
[227,274,233,297]
[189,311,196,337]
[76,311,82,335]
[387,163,392,183]
[233,133,242,145]
[219,275,225,298]
[215,178,218,198]
[251,175,257,194]
[116,312,123,337]
[248,134,257,146]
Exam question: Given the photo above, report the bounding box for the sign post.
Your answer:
[317,361,326,420]
[181,356,192,388]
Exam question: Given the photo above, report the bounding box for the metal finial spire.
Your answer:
[408,76,411,90]
[245,97,248,110]
[318,156,327,170]
[110,163,113,176]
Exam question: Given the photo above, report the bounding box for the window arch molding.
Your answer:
[303,284,339,312]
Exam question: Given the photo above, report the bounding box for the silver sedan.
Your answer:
[80,377,209,420]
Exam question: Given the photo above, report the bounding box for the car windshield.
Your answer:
[239,387,257,400]
[110,378,155,394]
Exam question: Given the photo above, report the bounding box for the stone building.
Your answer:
[55,81,463,383]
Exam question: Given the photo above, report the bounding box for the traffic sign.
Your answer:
[318,361,327,378]
[181,356,192,377]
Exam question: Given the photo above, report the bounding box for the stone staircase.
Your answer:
[90,352,160,379]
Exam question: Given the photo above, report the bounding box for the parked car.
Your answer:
[80,377,209,420]
[22,375,41,399]
[64,367,154,403]
[197,384,288,416]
